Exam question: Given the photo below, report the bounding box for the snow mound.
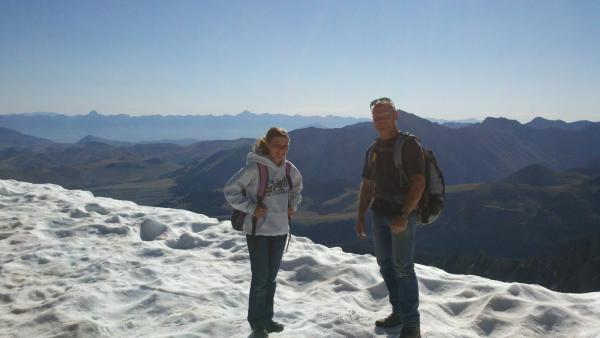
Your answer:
[0,179,599,338]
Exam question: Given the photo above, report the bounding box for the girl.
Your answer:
[224,127,302,337]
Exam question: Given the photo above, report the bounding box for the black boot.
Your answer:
[251,328,269,338]
[265,320,284,333]
[399,326,421,338]
[375,313,402,328]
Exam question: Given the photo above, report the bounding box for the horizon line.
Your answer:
[2,110,599,124]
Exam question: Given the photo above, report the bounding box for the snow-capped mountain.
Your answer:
[1,179,599,338]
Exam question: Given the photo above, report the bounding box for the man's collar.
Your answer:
[378,129,401,141]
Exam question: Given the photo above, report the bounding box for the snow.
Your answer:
[1,179,599,338]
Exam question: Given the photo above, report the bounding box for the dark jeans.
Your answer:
[372,212,420,327]
[246,234,287,330]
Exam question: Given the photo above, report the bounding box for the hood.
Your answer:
[245,152,285,169]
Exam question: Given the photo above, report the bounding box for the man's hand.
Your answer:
[254,205,267,219]
[391,216,408,234]
[356,179,374,240]
[288,207,294,217]
[355,216,368,239]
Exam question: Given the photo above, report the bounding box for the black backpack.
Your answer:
[367,132,445,224]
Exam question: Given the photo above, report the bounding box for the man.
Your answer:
[355,97,425,338]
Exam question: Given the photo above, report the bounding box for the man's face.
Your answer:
[371,103,398,135]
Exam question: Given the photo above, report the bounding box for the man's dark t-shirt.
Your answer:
[361,133,425,217]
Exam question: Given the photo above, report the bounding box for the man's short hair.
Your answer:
[370,97,396,112]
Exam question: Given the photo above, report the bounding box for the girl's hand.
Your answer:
[254,205,267,218]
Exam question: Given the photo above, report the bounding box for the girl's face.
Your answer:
[266,136,289,165]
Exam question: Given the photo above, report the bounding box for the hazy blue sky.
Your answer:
[1,0,599,122]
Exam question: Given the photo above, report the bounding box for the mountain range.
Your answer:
[0,110,369,143]
[4,110,593,143]
[170,112,600,216]
[526,116,596,130]
[1,113,599,292]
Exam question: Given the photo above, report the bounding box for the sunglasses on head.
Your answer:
[370,97,395,110]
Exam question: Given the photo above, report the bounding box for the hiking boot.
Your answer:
[265,320,284,333]
[375,313,402,328]
[251,328,269,338]
[399,326,421,338]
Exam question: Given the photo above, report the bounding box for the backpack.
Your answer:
[230,162,294,235]
[367,132,445,225]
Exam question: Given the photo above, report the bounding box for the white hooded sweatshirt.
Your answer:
[223,152,303,236]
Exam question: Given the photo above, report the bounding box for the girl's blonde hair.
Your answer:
[254,127,289,155]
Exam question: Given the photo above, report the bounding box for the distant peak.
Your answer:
[526,117,595,130]
[88,110,100,116]
[77,135,104,144]
[76,135,130,146]
[528,116,566,124]
[527,116,564,126]
[425,117,481,124]
[530,116,548,123]
[482,117,522,128]
[503,164,559,186]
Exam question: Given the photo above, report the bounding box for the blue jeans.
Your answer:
[372,212,420,327]
[246,235,287,330]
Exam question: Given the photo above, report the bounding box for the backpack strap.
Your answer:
[256,163,269,202]
[285,161,293,252]
[285,161,293,195]
[251,163,269,237]
[366,141,377,180]
[393,133,418,188]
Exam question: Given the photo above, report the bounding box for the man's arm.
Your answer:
[356,179,374,239]
[402,174,425,216]
[390,173,425,233]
